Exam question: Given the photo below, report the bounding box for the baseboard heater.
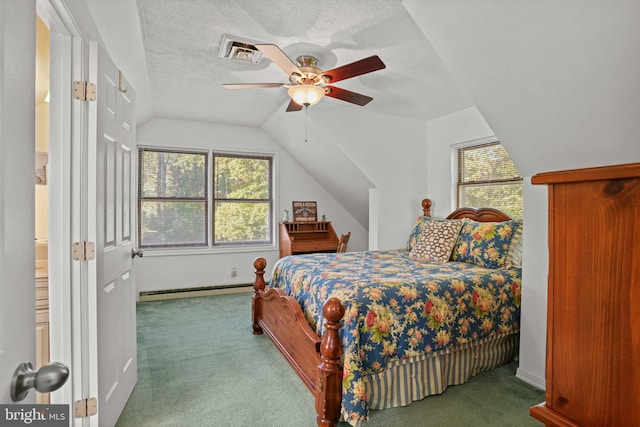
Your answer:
[139,283,253,302]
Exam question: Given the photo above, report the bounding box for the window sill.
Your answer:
[139,245,278,257]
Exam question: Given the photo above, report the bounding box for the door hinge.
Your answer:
[72,81,97,101]
[72,241,96,261]
[74,397,97,418]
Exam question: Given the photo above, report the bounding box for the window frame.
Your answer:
[456,141,523,219]
[137,146,275,251]
[212,152,274,247]
[137,147,209,249]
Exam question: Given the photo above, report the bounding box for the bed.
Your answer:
[251,199,523,426]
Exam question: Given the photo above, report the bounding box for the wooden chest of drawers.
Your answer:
[530,162,640,426]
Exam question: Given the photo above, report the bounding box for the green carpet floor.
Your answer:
[116,293,544,427]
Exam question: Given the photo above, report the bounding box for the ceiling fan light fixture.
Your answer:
[224,43,385,112]
[288,85,325,107]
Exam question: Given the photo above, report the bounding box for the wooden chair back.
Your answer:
[336,232,351,253]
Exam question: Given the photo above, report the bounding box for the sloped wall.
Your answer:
[406,0,640,389]
[264,103,429,250]
[407,0,640,175]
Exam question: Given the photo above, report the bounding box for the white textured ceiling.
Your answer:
[89,0,473,127]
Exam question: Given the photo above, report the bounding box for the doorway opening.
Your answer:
[34,14,51,405]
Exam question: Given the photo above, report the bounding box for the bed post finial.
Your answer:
[316,298,345,427]
[253,257,267,292]
[252,257,267,335]
[422,198,432,217]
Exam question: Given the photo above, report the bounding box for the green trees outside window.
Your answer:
[214,154,272,244]
[457,143,523,219]
[138,148,273,248]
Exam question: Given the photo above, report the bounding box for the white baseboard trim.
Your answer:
[516,367,546,390]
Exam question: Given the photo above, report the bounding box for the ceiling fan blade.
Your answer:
[286,99,303,112]
[324,86,373,106]
[321,55,386,84]
[255,44,303,77]
[223,83,283,89]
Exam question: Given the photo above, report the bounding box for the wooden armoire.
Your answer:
[530,162,640,426]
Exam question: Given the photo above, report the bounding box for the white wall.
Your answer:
[425,107,495,218]
[426,106,548,389]
[135,118,366,292]
[517,180,548,388]
[262,105,374,244]
[407,0,640,390]
[264,104,430,251]
[328,109,429,250]
[137,106,433,295]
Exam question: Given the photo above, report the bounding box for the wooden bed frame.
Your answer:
[251,199,512,427]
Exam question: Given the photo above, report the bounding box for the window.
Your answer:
[213,153,273,245]
[138,149,208,247]
[138,148,273,248]
[457,142,523,219]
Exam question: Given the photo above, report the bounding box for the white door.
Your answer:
[87,42,138,427]
[1,4,138,423]
[0,1,38,404]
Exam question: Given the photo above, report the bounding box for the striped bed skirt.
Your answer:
[364,332,520,411]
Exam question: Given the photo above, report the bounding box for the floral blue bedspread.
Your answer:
[270,249,522,425]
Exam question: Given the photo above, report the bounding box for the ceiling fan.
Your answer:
[223,44,386,112]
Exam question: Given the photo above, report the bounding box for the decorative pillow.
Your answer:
[505,220,523,268]
[451,219,519,269]
[409,220,463,263]
[405,216,433,251]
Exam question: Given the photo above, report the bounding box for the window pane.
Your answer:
[459,182,523,219]
[214,201,270,243]
[141,150,206,198]
[215,156,269,199]
[461,144,521,183]
[140,201,207,246]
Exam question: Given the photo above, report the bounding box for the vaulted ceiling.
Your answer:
[86,0,473,127]
[82,0,640,240]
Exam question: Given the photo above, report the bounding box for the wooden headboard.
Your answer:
[422,198,512,222]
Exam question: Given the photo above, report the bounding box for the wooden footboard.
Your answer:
[252,257,345,427]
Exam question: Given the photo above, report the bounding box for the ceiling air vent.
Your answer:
[218,34,263,64]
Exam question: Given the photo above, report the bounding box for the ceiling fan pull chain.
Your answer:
[305,105,309,142]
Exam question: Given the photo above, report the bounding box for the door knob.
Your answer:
[131,248,144,258]
[10,361,69,402]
